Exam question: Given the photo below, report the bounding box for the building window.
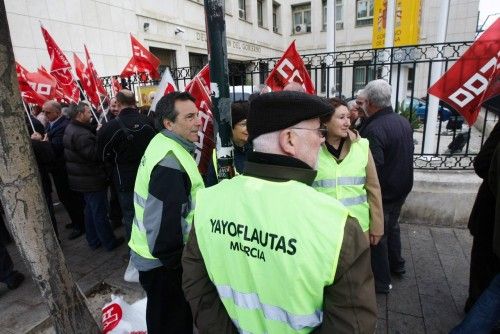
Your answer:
[321,62,343,94]
[150,47,177,74]
[259,62,269,84]
[239,0,247,20]
[257,0,267,27]
[189,52,208,76]
[353,60,374,91]
[292,3,311,34]
[356,0,374,26]
[322,0,343,31]
[407,66,415,91]
[272,2,281,33]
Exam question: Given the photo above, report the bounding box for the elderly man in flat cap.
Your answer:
[182,91,377,334]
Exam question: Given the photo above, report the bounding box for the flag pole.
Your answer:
[135,70,142,108]
[23,101,36,133]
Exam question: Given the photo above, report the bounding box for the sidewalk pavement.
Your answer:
[0,206,473,333]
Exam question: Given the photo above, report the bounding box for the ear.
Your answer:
[163,118,174,131]
[279,129,296,156]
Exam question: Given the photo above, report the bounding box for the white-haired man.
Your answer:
[359,79,414,294]
[183,91,377,333]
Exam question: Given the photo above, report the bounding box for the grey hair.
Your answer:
[252,131,282,154]
[347,99,357,110]
[362,80,392,108]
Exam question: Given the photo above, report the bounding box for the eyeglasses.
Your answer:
[235,121,247,128]
[290,127,328,138]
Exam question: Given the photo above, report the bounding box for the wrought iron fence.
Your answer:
[101,41,498,170]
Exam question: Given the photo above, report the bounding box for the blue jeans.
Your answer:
[451,274,500,333]
[83,191,118,250]
[116,191,134,243]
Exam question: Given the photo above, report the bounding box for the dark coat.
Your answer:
[468,121,500,237]
[63,120,108,192]
[359,106,414,206]
[46,115,70,171]
[97,108,156,192]
[488,141,500,259]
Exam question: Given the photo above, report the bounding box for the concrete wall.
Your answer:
[400,170,481,227]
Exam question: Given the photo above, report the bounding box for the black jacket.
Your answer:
[359,106,414,205]
[63,120,108,192]
[47,116,70,169]
[97,108,157,192]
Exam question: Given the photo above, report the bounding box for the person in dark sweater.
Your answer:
[359,79,414,294]
[464,121,500,312]
[98,90,157,242]
[63,102,123,251]
[204,101,251,186]
[31,101,86,240]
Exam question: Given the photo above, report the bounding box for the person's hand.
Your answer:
[369,233,382,246]
[42,133,48,141]
[31,132,43,141]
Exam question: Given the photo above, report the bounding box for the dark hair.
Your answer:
[67,101,90,120]
[116,89,136,107]
[155,92,196,129]
[320,97,348,124]
[231,101,249,128]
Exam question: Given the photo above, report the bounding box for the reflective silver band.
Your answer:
[216,284,322,330]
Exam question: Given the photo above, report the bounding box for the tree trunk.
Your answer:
[0,3,100,333]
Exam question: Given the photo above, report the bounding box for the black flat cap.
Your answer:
[248,91,333,141]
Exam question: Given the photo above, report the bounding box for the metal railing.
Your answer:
[100,41,498,170]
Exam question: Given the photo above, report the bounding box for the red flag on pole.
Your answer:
[74,53,100,107]
[15,62,48,106]
[185,64,211,93]
[120,34,161,79]
[265,41,315,94]
[40,26,80,103]
[428,18,500,125]
[186,77,215,174]
[111,77,122,96]
[84,45,108,96]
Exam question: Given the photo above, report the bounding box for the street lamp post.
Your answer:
[204,0,235,180]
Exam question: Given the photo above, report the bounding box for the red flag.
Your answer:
[41,26,80,103]
[428,18,500,124]
[39,66,67,102]
[84,45,107,96]
[111,77,122,96]
[120,34,161,79]
[186,77,215,174]
[15,62,48,106]
[265,41,315,94]
[74,53,100,107]
[185,65,211,94]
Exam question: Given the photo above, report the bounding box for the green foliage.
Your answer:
[399,103,422,130]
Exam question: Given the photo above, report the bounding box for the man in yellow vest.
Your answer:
[183,91,377,333]
[129,92,204,334]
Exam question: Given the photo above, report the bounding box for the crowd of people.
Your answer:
[0,77,497,333]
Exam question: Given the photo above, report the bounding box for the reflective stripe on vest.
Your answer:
[195,175,348,333]
[128,133,204,259]
[314,140,370,232]
[216,284,322,330]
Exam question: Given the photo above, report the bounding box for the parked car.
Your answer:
[401,97,453,122]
